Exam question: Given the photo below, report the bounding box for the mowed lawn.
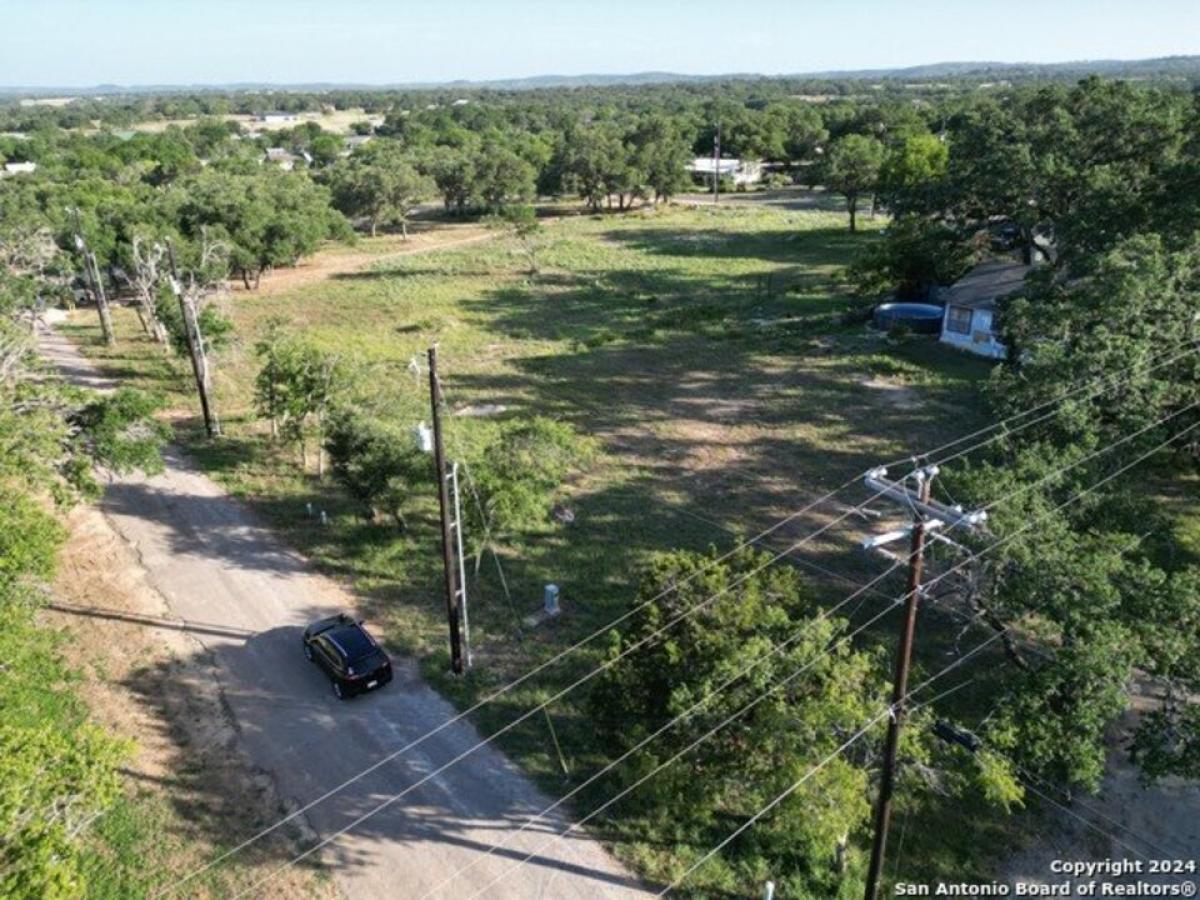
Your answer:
[64,204,1017,889]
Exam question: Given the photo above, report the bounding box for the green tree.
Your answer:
[169,169,348,288]
[489,204,544,275]
[764,103,829,161]
[941,234,1200,787]
[328,145,433,237]
[562,126,627,212]
[628,116,691,205]
[589,546,917,896]
[878,132,948,214]
[465,417,593,550]
[324,413,425,528]
[848,215,972,300]
[471,142,536,212]
[990,233,1200,449]
[0,723,128,899]
[425,148,476,216]
[823,134,885,232]
[254,322,344,473]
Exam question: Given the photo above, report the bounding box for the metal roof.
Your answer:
[943,258,1031,311]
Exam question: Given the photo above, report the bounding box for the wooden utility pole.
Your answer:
[712,121,721,205]
[859,466,986,898]
[428,345,465,675]
[166,242,220,437]
[863,471,930,900]
[70,210,115,346]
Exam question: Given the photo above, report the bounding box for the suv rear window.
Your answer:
[350,650,388,674]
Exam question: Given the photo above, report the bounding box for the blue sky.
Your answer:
[2,0,1197,87]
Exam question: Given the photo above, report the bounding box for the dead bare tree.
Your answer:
[166,233,228,437]
[123,236,170,344]
[1,228,66,333]
[0,328,29,384]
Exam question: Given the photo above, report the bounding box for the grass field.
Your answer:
[63,203,1039,892]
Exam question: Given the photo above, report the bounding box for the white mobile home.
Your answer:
[938,259,1031,359]
[689,157,763,187]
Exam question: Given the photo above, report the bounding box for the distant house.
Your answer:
[1,161,37,177]
[259,112,298,126]
[688,157,763,187]
[264,147,300,170]
[938,258,1031,359]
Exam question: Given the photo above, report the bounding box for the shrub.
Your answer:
[466,417,594,545]
[324,413,426,527]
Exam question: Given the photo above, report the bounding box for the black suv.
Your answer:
[302,614,393,699]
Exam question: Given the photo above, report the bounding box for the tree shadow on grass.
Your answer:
[602,225,873,266]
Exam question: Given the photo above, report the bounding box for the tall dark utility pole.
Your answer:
[863,473,930,900]
[428,345,465,675]
[166,242,220,437]
[860,466,986,899]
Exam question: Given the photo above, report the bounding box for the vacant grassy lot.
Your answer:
[65,204,1027,892]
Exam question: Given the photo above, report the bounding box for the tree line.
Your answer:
[0,229,169,895]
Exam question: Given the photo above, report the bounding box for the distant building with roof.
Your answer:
[938,258,1032,359]
[688,157,763,187]
[259,112,299,126]
[264,147,300,170]
[1,161,37,177]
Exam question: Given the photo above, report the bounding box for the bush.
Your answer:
[762,171,792,190]
[324,413,426,527]
[466,417,594,545]
[0,488,66,591]
[72,388,170,480]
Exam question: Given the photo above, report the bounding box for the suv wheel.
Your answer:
[332,680,345,700]
[303,643,313,661]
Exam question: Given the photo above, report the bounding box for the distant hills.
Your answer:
[3,55,1199,96]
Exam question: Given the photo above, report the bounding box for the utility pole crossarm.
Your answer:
[864,467,988,531]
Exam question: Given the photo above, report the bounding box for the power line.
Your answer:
[460,412,1200,900]
[462,600,920,900]
[655,630,1007,897]
[682,399,1200,663]
[663,339,1195,535]
[163,475,880,897]
[222,489,904,899]
[888,340,1198,472]
[936,711,1195,886]
[232,407,1199,900]
[1014,778,1192,881]
[1016,763,1192,863]
[166,346,1197,894]
[960,697,1194,862]
[423,570,910,900]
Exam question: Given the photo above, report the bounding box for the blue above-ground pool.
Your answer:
[872,302,944,334]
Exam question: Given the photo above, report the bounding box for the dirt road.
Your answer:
[238,224,495,296]
[38,322,649,899]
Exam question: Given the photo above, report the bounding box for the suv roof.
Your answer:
[324,623,379,663]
